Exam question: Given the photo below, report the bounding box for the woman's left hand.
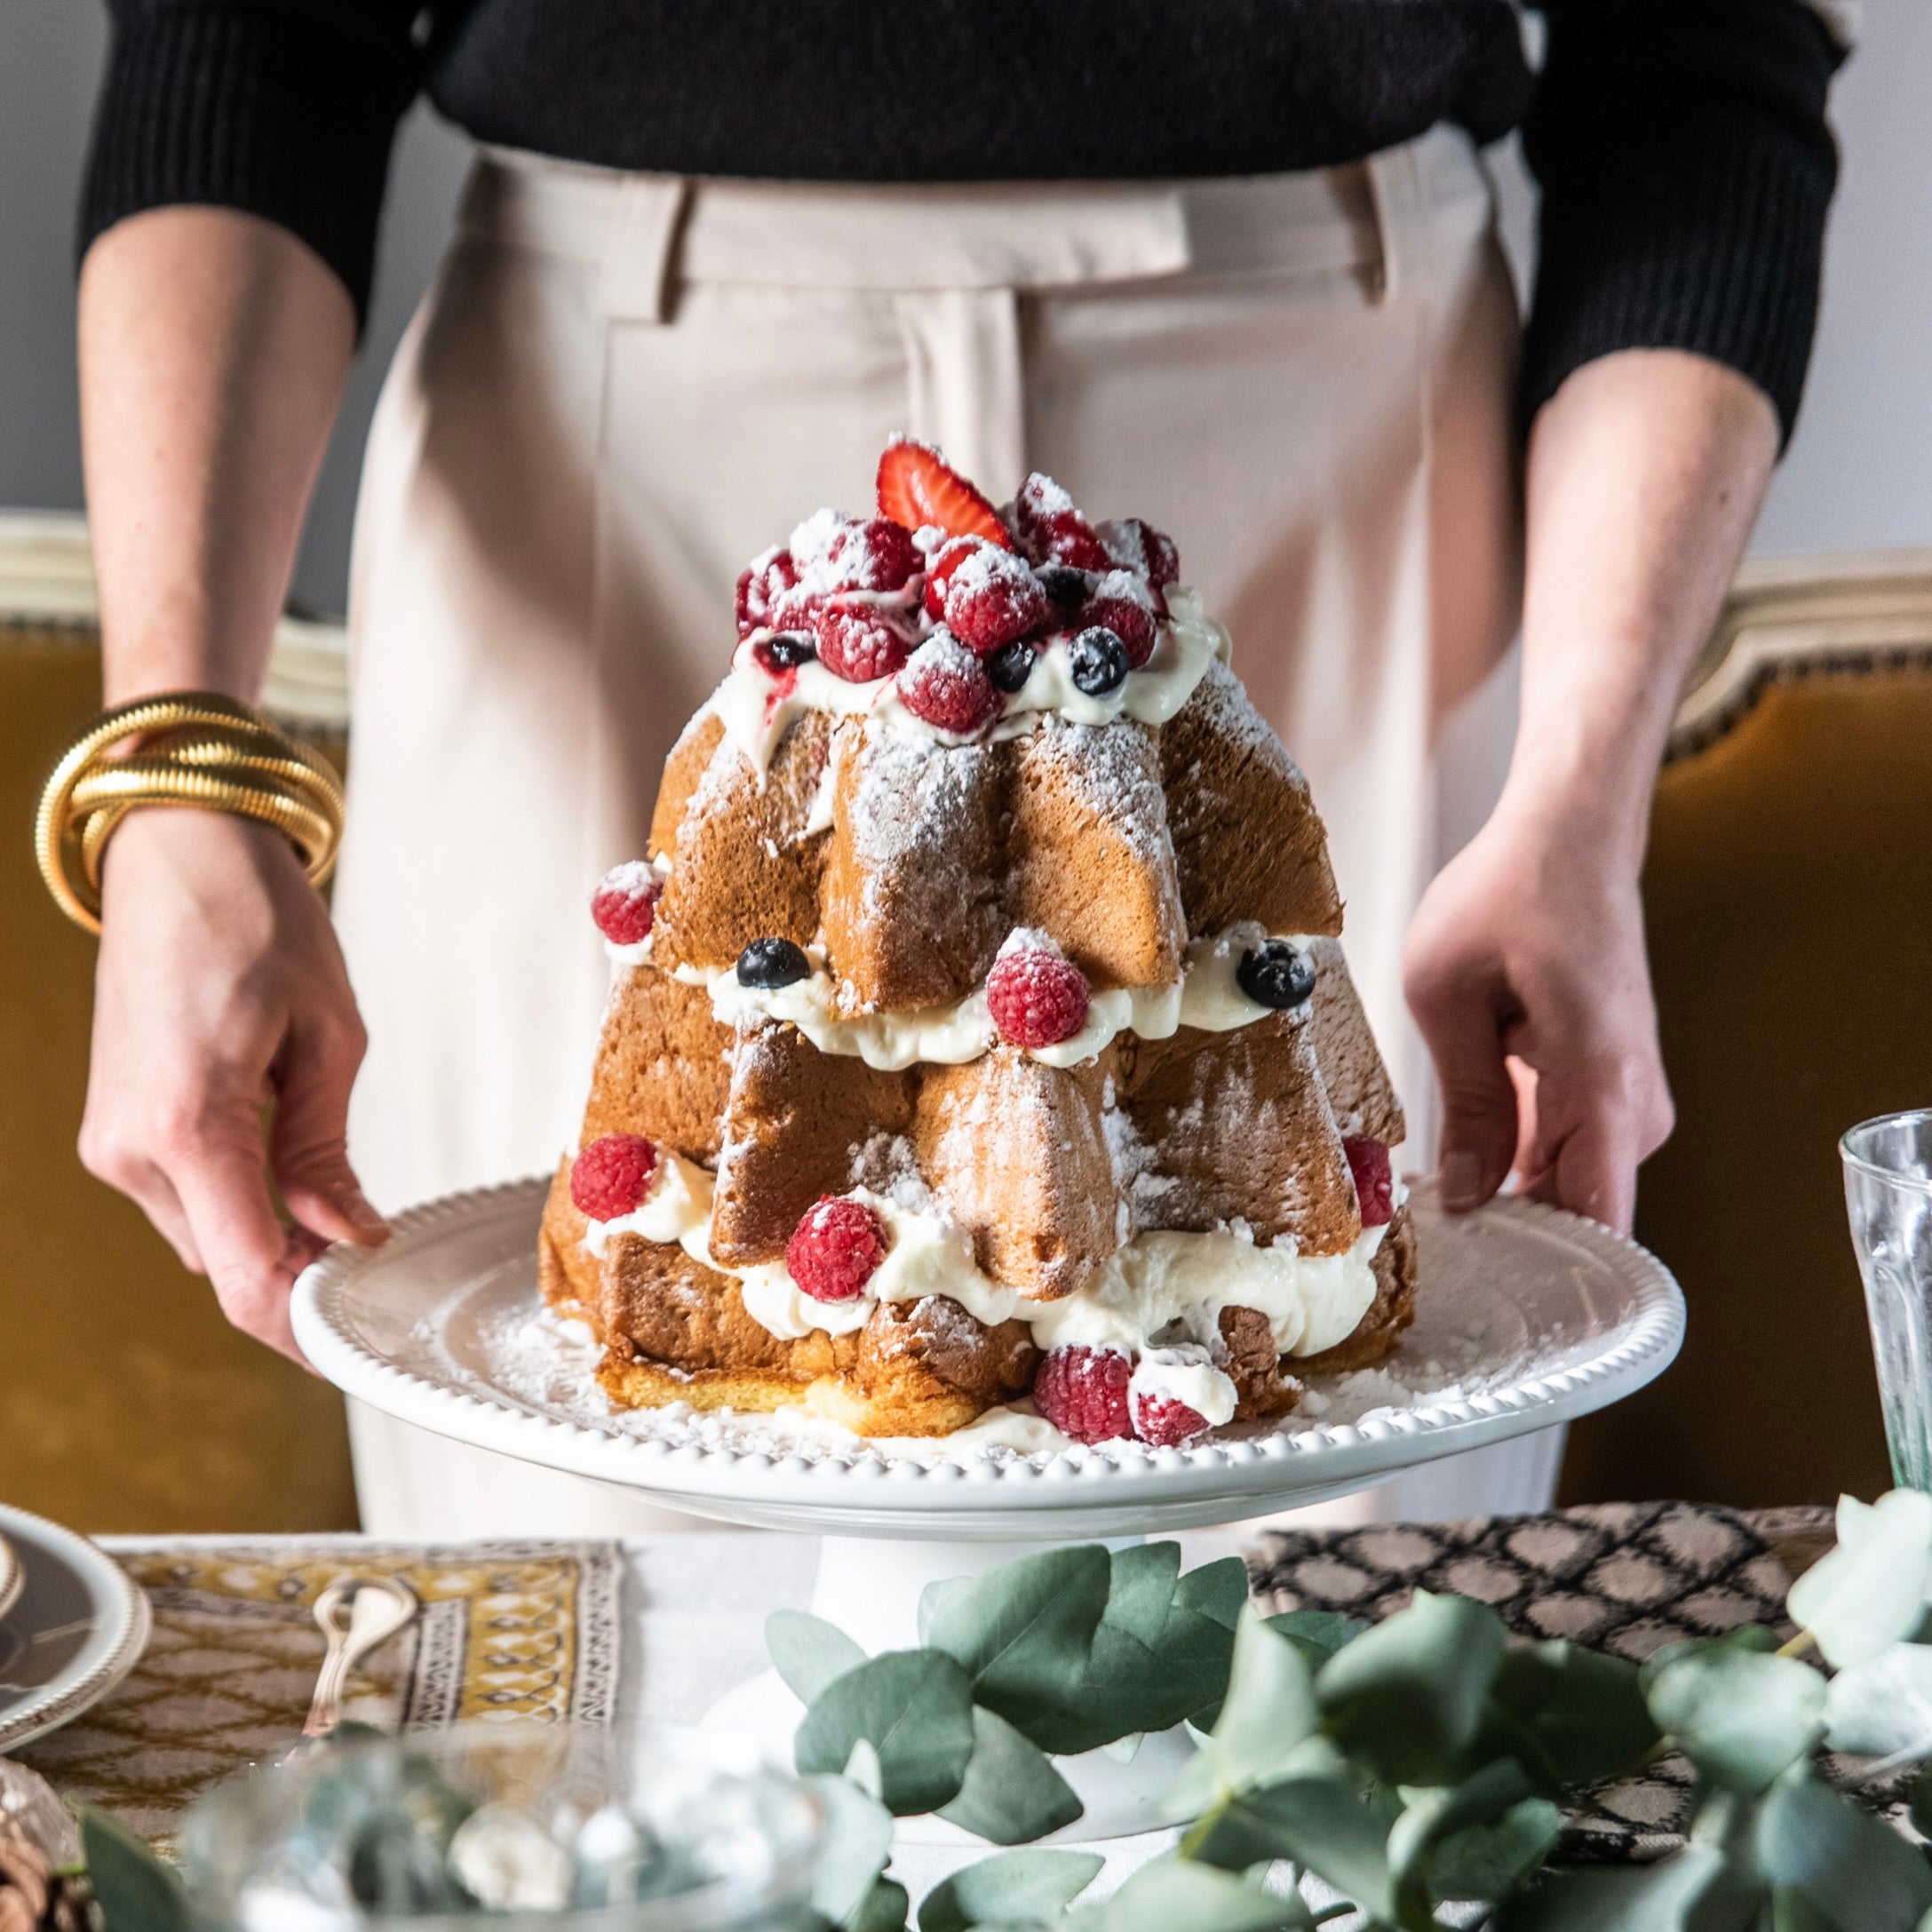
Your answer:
[1403,784,1674,1236]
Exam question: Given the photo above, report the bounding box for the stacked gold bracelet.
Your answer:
[34,692,346,934]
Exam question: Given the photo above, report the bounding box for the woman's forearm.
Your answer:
[1503,347,1780,864]
[78,206,355,706]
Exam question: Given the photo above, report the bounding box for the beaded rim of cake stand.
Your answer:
[292,1176,1686,1499]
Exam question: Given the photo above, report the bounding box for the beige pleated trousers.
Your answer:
[335,129,1546,1538]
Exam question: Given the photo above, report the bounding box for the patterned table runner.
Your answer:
[1247,1499,1863,1863]
[14,1538,623,1847]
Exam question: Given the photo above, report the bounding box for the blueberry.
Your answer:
[1236,941,1316,1010]
[755,632,815,670]
[735,937,811,989]
[1069,626,1130,697]
[987,641,1037,693]
[1037,565,1089,611]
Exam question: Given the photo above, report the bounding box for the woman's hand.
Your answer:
[78,810,387,1362]
[1404,786,1673,1235]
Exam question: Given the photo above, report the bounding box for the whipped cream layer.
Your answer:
[676,921,1314,1071]
[579,1154,1392,1366]
[714,584,1228,772]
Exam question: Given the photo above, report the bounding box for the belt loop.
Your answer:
[1364,142,1426,304]
[600,178,691,322]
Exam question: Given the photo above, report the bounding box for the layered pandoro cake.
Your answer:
[538,441,1416,1449]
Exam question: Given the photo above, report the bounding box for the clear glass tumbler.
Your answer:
[1842,1109,1932,1491]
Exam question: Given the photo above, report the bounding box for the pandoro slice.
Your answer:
[1159,659,1342,939]
[580,964,733,1160]
[1006,720,1185,990]
[653,710,834,972]
[913,1046,1123,1301]
[1122,1010,1361,1254]
[538,1158,600,1322]
[710,1021,915,1266]
[1294,1202,1418,1371]
[821,727,1006,1014]
[650,707,726,863]
[1305,936,1405,1145]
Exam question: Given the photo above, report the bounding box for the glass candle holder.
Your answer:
[1842,1109,1932,1491]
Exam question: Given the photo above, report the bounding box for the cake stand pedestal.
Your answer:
[292,1176,1684,1844]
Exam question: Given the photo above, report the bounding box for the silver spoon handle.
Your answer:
[303,1578,418,1738]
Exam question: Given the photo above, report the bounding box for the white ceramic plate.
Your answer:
[0,1537,20,1625]
[0,1504,152,1753]
[294,1177,1684,1539]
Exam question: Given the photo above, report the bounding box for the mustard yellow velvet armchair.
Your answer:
[0,515,357,1532]
[1563,552,1932,1509]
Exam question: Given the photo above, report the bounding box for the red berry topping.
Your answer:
[1344,1137,1394,1228]
[569,1133,659,1220]
[944,547,1050,655]
[766,586,823,637]
[1034,1346,1133,1443]
[786,1195,890,1302]
[735,548,800,639]
[590,862,660,945]
[1079,579,1157,670]
[986,944,1090,1049]
[1011,473,1111,571]
[923,535,994,619]
[1133,1391,1211,1449]
[828,517,920,593]
[1101,517,1180,587]
[896,635,1001,736]
[877,439,1013,547]
[815,605,913,682]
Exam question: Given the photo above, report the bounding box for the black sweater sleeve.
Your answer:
[1522,0,1845,446]
[79,1,424,330]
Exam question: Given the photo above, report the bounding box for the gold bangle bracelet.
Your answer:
[33,692,346,934]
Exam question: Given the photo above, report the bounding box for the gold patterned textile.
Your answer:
[15,1538,622,1848]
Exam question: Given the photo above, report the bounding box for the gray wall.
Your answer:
[3,0,1927,617]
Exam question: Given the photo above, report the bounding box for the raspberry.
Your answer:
[1344,1137,1394,1228]
[878,439,1012,547]
[828,517,920,593]
[1099,516,1180,587]
[896,635,1000,735]
[1011,473,1110,571]
[766,586,823,637]
[1079,578,1157,669]
[986,943,1089,1048]
[945,546,1050,654]
[590,862,660,945]
[735,548,799,638]
[815,605,913,682]
[923,536,990,618]
[786,1195,890,1302]
[1133,1392,1211,1449]
[569,1133,659,1220]
[1034,1346,1133,1443]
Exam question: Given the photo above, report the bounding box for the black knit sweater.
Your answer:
[79,0,1845,441]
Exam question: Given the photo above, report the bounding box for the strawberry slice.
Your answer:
[877,440,1012,549]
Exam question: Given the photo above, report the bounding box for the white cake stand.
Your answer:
[292,1177,1682,1841]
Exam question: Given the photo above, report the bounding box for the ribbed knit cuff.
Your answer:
[79,4,420,330]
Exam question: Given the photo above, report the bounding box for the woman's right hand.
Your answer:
[78,808,388,1362]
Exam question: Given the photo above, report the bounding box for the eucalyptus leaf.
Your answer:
[769,1610,867,1705]
[1165,1613,1318,1817]
[851,1876,912,1932]
[1821,1639,1932,1761]
[1757,1772,1932,1929]
[1491,1845,1763,1931]
[804,1776,896,1925]
[1422,1798,1562,1904]
[81,1807,191,1932]
[1183,1779,1396,1926]
[1642,1644,1825,1796]
[795,1649,978,1816]
[1385,1760,1531,1885]
[920,1547,1111,1741]
[1069,1854,1310,1932]
[1316,1590,1507,1786]
[1173,1558,1250,1630]
[1786,1490,1932,1671]
[1769,1888,1836,1932]
[919,1849,1105,1932]
[936,1707,1084,1845]
[1263,1611,1367,1674]
[1490,1641,1662,1791]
